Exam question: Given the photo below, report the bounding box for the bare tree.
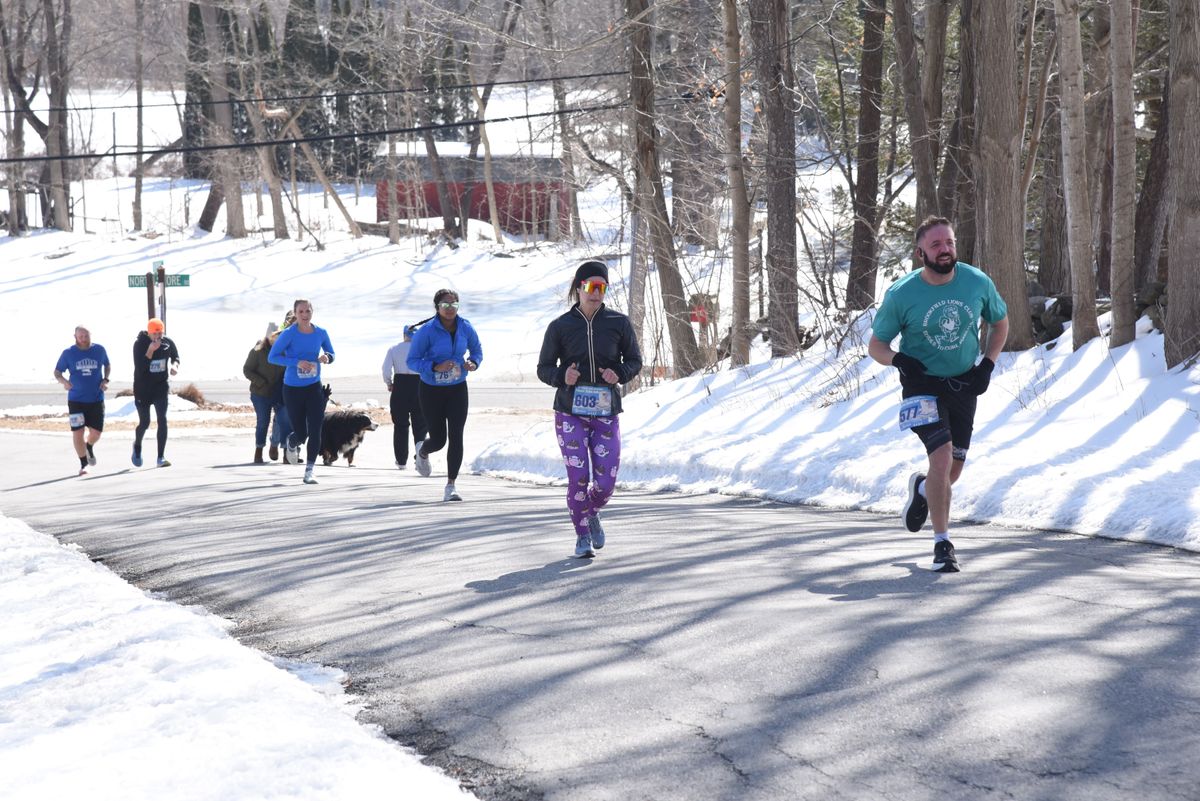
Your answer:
[1054,0,1101,349]
[195,0,245,238]
[628,0,701,376]
[892,0,937,221]
[1166,0,1200,368]
[720,0,750,364]
[974,0,1033,350]
[748,0,799,357]
[1108,0,1137,348]
[1133,77,1169,292]
[846,0,886,310]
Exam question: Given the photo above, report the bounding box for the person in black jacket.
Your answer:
[131,317,180,467]
[537,260,643,558]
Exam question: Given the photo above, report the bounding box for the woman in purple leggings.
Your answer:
[537,260,643,558]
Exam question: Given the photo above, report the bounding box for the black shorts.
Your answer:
[901,374,977,461]
[67,400,105,432]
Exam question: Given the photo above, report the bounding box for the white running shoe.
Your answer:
[303,466,318,484]
[415,448,432,477]
[444,483,462,502]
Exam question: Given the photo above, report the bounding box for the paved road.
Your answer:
[0,378,549,410]
[2,420,1199,801]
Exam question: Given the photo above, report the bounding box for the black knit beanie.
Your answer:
[573,260,608,287]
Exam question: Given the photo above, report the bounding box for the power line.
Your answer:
[5,70,629,117]
[0,101,629,166]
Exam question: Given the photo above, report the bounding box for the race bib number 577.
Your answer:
[899,395,940,430]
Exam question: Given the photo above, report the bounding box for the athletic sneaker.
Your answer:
[78,467,88,476]
[303,466,318,485]
[932,539,960,572]
[396,461,407,470]
[131,448,143,468]
[85,443,96,466]
[904,471,929,532]
[587,514,605,549]
[414,448,432,477]
[574,534,595,559]
[444,483,462,502]
[157,457,171,468]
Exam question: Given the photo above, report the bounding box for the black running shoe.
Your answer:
[932,539,960,572]
[903,471,928,532]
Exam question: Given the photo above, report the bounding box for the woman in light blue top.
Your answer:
[268,298,335,484]
[406,289,482,501]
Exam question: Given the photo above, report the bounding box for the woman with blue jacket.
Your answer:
[406,289,482,501]
[269,298,335,485]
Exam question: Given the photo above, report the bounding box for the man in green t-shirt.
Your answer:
[868,216,1009,572]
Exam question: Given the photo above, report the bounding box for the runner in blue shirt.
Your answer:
[269,298,335,485]
[53,325,111,475]
[869,216,1009,572]
[407,289,482,501]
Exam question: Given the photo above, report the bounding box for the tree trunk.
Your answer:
[1133,78,1169,294]
[1109,0,1137,347]
[846,0,886,311]
[1166,0,1200,367]
[950,0,978,262]
[721,0,751,365]
[198,1,245,238]
[749,0,800,357]
[1039,100,1071,294]
[892,0,938,221]
[133,0,144,231]
[44,0,71,231]
[1054,0,1102,349]
[974,0,1033,350]
[628,0,701,377]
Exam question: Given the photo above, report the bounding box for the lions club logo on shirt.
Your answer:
[922,299,975,351]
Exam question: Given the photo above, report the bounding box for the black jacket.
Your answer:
[537,304,643,415]
[132,332,180,398]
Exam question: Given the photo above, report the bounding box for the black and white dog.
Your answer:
[318,385,379,466]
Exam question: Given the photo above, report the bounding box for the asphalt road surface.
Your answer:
[2,414,1199,801]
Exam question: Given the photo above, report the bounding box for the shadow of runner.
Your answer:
[466,558,594,593]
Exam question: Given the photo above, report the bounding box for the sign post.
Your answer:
[128,262,190,330]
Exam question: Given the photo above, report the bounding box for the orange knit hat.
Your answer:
[147,318,165,334]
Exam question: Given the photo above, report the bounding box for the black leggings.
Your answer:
[418,381,469,481]
[283,382,328,466]
[134,385,169,458]
[390,375,428,464]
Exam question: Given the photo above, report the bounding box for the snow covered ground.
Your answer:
[3,87,1199,796]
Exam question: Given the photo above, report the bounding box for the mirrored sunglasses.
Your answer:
[580,280,608,294]
[438,301,461,310]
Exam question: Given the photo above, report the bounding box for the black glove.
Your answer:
[891,352,927,383]
[969,357,995,395]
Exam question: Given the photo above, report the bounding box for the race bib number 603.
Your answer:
[571,384,614,417]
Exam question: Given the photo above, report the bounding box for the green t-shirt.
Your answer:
[872,262,1008,377]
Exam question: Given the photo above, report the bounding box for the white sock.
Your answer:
[933,531,950,543]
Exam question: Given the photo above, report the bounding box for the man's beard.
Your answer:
[921,249,956,275]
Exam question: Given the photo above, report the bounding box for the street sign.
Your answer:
[128,274,190,287]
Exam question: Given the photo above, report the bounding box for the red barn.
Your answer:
[375,151,570,238]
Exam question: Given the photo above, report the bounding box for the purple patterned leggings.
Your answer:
[555,411,621,536]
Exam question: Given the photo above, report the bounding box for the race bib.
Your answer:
[899,395,940,430]
[434,364,462,384]
[297,362,318,379]
[69,412,85,428]
[572,384,614,417]
[150,358,167,373]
